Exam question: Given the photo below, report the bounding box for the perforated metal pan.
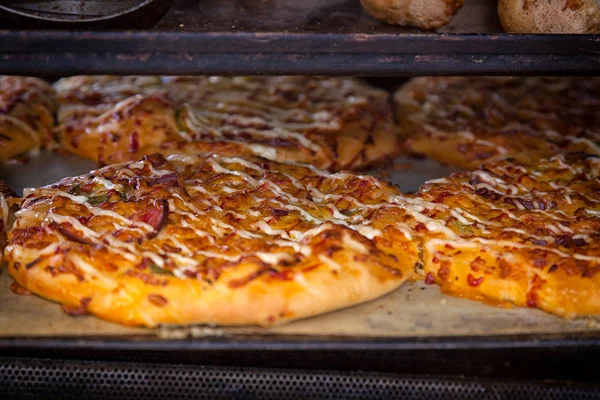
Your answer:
[0,0,173,29]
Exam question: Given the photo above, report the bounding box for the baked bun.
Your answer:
[498,0,600,33]
[360,0,464,29]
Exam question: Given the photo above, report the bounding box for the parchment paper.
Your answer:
[1,153,598,338]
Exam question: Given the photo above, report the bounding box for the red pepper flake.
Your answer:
[425,272,435,285]
[470,256,485,272]
[184,269,198,278]
[467,274,484,287]
[10,282,31,296]
[62,297,92,317]
[129,131,140,153]
[414,223,427,232]
[527,293,538,308]
[437,262,451,281]
[148,294,168,307]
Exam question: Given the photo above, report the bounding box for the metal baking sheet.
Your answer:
[1,152,599,338]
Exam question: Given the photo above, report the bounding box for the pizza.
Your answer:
[54,76,400,171]
[0,76,57,161]
[394,77,600,169]
[5,153,417,327]
[406,153,600,317]
[0,180,18,248]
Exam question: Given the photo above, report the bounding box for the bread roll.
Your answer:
[360,0,464,30]
[498,0,600,33]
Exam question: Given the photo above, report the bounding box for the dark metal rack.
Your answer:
[1,0,600,397]
[0,0,599,76]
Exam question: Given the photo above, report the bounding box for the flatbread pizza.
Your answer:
[409,153,600,317]
[5,153,416,327]
[55,76,400,171]
[394,77,600,169]
[0,76,57,162]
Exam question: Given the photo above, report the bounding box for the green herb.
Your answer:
[149,262,174,276]
[69,184,83,196]
[175,108,187,132]
[454,222,473,235]
[87,195,110,206]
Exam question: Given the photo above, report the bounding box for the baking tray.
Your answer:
[0,0,599,76]
[0,0,173,29]
[2,151,600,381]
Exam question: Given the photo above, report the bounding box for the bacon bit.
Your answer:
[135,257,151,270]
[124,270,168,286]
[517,199,535,210]
[129,131,140,153]
[161,243,181,253]
[184,269,198,278]
[146,172,182,189]
[432,256,440,264]
[55,223,103,249]
[10,282,31,296]
[271,208,289,217]
[476,187,501,201]
[467,274,484,287]
[437,262,451,281]
[148,294,168,307]
[77,216,91,225]
[13,262,21,271]
[414,223,427,232]
[425,272,435,285]
[61,297,91,317]
[228,269,267,288]
[135,199,169,238]
[498,258,512,279]
[470,256,485,272]
[143,153,168,167]
[81,181,95,192]
[9,226,46,246]
[268,269,295,281]
[444,244,455,250]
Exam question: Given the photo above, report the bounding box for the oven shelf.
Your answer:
[0,0,598,76]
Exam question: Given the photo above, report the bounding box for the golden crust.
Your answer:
[412,154,600,317]
[0,76,57,161]
[394,77,600,169]
[5,153,416,327]
[55,76,400,171]
[498,0,600,34]
[361,0,464,29]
